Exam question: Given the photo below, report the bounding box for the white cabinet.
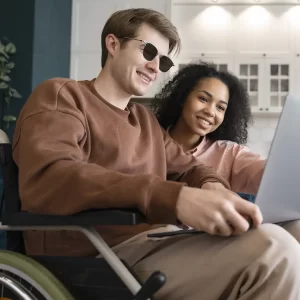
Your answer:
[264,58,292,113]
[172,4,234,55]
[234,58,262,111]
[170,54,234,77]
[70,0,117,81]
[173,55,295,115]
[234,57,293,114]
[70,0,172,98]
[171,3,300,115]
[233,5,292,56]
[296,56,300,97]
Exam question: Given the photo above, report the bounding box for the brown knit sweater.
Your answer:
[12,78,229,256]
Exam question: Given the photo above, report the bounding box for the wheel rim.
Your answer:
[0,271,39,300]
[0,264,53,300]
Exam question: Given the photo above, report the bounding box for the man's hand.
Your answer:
[176,186,262,236]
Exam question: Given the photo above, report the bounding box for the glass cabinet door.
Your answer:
[236,61,261,111]
[267,63,290,111]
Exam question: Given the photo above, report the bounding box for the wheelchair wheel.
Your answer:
[0,250,74,300]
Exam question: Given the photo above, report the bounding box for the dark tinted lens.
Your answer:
[143,43,157,61]
[159,56,174,72]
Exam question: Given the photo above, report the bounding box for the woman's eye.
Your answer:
[199,97,207,102]
[218,106,226,111]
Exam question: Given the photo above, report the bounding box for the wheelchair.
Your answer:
[0,134,166,299]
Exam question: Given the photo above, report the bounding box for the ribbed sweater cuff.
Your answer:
[146,179,185,225]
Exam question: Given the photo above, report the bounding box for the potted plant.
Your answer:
[0,37,21,130]
[0,37,21,249]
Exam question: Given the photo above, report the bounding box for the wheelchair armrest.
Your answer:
[1,209,146,226]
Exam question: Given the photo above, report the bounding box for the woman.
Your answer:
[152,61,265,196]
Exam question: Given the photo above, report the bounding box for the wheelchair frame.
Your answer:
[0,141,166,300]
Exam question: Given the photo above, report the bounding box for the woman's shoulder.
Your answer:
[215,139,243,147]
[204,138,243,149]
[205,138,249,154]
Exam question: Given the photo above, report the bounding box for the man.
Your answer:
[13,8,300,300]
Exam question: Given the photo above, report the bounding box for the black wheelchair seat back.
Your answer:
[0,143,25,253]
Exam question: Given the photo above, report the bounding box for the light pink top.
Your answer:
[188,136,266,195]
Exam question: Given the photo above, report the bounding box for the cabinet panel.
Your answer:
[115,0,170,17]
[234,57,293,113]
[295,56,300,97]
[171,55,234,77]
[72,0,171,52]
[172,4,234,54]
[289,6,300,54]
[295,27,300,56]
[234,59,263,112]
[70,53,102,80]
[234,5,292,55]
[71,0,117,52]
[264,59,293,113]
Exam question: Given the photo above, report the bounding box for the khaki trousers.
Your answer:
[112,221,300,300]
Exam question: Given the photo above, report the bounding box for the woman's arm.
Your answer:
[230,145,266,195]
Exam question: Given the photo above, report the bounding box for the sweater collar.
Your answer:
[166,126,206,154]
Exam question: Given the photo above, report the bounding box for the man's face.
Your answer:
[110,24,170,97]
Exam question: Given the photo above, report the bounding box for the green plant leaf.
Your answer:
[3,115,16,122]
[6,62,15,69]
[0,82,8,89]
[0,46,9,59]
[10,88,21,98]
[5,43,16,54]
[0,74,11,81]
[0,51,8,59]
[0,56,8,63]
[0,38,21,113]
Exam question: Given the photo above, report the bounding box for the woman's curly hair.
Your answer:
[151,60,253,145]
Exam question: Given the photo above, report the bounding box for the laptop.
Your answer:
[254,94,300,223]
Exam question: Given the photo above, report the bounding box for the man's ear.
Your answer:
[105,34,120,59]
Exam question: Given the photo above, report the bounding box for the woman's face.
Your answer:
[180,77,230,137]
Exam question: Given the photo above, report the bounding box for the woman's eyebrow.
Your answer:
[197,90,228,105]
[197,90,212,98]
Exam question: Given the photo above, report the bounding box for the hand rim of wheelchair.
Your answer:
[0,249,74,299]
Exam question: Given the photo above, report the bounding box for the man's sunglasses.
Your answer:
[120,37,174,72]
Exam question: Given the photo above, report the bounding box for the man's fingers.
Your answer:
[206,220,232,236]
[224,208,250,234]
[216,221,233,236]
[233,197,263,228]
[210,213,233,236]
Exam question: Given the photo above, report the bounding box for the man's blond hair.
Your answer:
[101,8,181,67]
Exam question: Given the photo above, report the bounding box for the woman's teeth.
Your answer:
[198,118,210,125]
